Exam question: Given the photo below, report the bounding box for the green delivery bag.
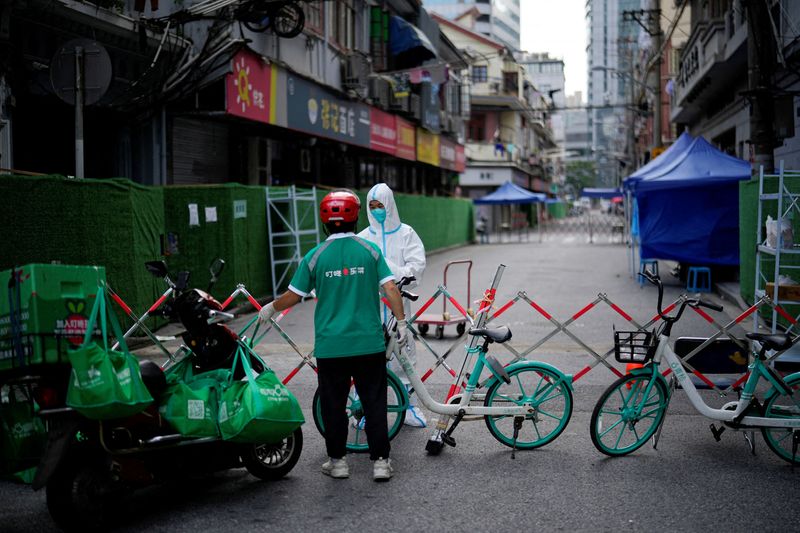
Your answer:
[0,388,47,476]
[66,286,153,419]
[218,345,304,444]
[159,359,228,438]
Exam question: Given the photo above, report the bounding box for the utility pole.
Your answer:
[743,0,778,173]
[623,6,663,153]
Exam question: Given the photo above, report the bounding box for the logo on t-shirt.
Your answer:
[324,266,365,278]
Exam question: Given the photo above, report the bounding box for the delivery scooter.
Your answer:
[32,259,303,531]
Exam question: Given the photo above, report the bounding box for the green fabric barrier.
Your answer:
[0,175,165,327]
[349,191,475,252]
[547,201,567,219]
[163,184,270,300]
[739,176,800,327]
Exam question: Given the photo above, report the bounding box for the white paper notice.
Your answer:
[205,206,218,223]
[189,204,199,227]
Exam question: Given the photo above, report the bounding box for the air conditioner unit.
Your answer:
[343,51,371,91]
[368,78,390,109]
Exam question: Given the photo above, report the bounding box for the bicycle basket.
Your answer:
[613,330,655,364]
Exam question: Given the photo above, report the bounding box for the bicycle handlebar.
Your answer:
[640,271,724,326]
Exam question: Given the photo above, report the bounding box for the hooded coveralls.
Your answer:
[357,183,426,386]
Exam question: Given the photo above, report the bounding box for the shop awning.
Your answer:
[580,187,623,199]
[390,16,437,68]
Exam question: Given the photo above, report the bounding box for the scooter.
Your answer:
[32,259,303,531]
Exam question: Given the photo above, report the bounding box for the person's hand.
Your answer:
[396,320,408,348]
[258,302,276,324]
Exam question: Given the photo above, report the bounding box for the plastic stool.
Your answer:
[639,259,659,286]
[687,266,711,293]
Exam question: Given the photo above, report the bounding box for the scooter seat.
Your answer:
[468,325,512,344]
[746,332,793,352]
[139,360,167,398]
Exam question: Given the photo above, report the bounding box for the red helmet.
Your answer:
[320,190,361,224]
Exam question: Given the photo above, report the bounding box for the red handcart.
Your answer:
[415,260,472,339]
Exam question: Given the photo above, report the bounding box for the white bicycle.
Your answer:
[590,271,800,464]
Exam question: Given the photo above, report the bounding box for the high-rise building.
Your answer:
[586,0,643,186]
[423,0,521,51]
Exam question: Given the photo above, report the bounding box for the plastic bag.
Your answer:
[766,215,793,249]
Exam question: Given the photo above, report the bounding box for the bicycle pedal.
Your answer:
[709,424,726,442]
[442,434,456,447]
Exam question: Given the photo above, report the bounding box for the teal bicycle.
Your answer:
[311,267,575,455]
[590,271,800,464]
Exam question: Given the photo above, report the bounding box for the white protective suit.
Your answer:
[357,183,426,385]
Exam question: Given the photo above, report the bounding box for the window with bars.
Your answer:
[332,0,356,50]
[305,1,324,35]
[472,65,488,83]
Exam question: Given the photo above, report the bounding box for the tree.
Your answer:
[564,161,597,198]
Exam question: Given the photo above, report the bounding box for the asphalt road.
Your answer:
[3,239,799,532]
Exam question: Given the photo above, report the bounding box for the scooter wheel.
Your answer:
[46,449,119,530]
[418,323,429,336]
[242,427,303,480]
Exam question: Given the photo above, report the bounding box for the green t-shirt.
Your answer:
[288,234,395,358]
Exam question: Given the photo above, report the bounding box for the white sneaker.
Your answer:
[321,458,350,479]
[373,458,393,481]
[404,405,427,427]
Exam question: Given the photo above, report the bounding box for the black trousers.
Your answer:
[316,352,389,461]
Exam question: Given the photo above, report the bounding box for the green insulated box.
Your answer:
[0,264,106,372]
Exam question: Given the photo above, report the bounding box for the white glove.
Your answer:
[258,302,277,324]
[396,320,408,348]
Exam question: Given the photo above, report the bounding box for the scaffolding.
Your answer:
[265,186,320,298]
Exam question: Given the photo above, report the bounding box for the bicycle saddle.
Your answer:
[468,325,512,344]
[746,332,793,351]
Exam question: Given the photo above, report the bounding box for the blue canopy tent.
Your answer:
[633,136,751,266]
[473,181,547,204]
[623,131,694,191]
[473,182,547,242]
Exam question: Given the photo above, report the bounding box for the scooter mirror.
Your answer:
[145,261,169,278]
[209,258,225,279]
[175,271,190,291]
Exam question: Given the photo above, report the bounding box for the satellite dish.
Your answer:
[50,39,112,106]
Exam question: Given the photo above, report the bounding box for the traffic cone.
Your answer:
[625,362,644,389]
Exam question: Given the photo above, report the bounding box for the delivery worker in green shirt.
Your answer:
[257,189,407,482]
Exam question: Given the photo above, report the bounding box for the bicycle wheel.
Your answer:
[271,2,305,38]
[312,370,407,453]
[483,363,573,449]
[761,372,800,465]
[590,371,668,456]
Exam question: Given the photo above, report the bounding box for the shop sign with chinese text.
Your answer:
[286,75,370,147]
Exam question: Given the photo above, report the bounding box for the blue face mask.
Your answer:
[371,208,387,223]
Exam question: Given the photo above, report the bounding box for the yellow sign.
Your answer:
[651,146,666,159]
[416,128,440,167]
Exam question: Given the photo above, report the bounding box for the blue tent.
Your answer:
[635,136,751,266]
[623,131,694,191]
[473,181,547,204]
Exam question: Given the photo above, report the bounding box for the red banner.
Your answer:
[370,108,397,155]
[455,144,466,172]
[226,50,271,123]
[395,117,416,161]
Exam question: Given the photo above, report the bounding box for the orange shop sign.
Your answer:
[226,49,271,123]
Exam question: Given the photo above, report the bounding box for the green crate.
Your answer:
[0,264,106,372]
